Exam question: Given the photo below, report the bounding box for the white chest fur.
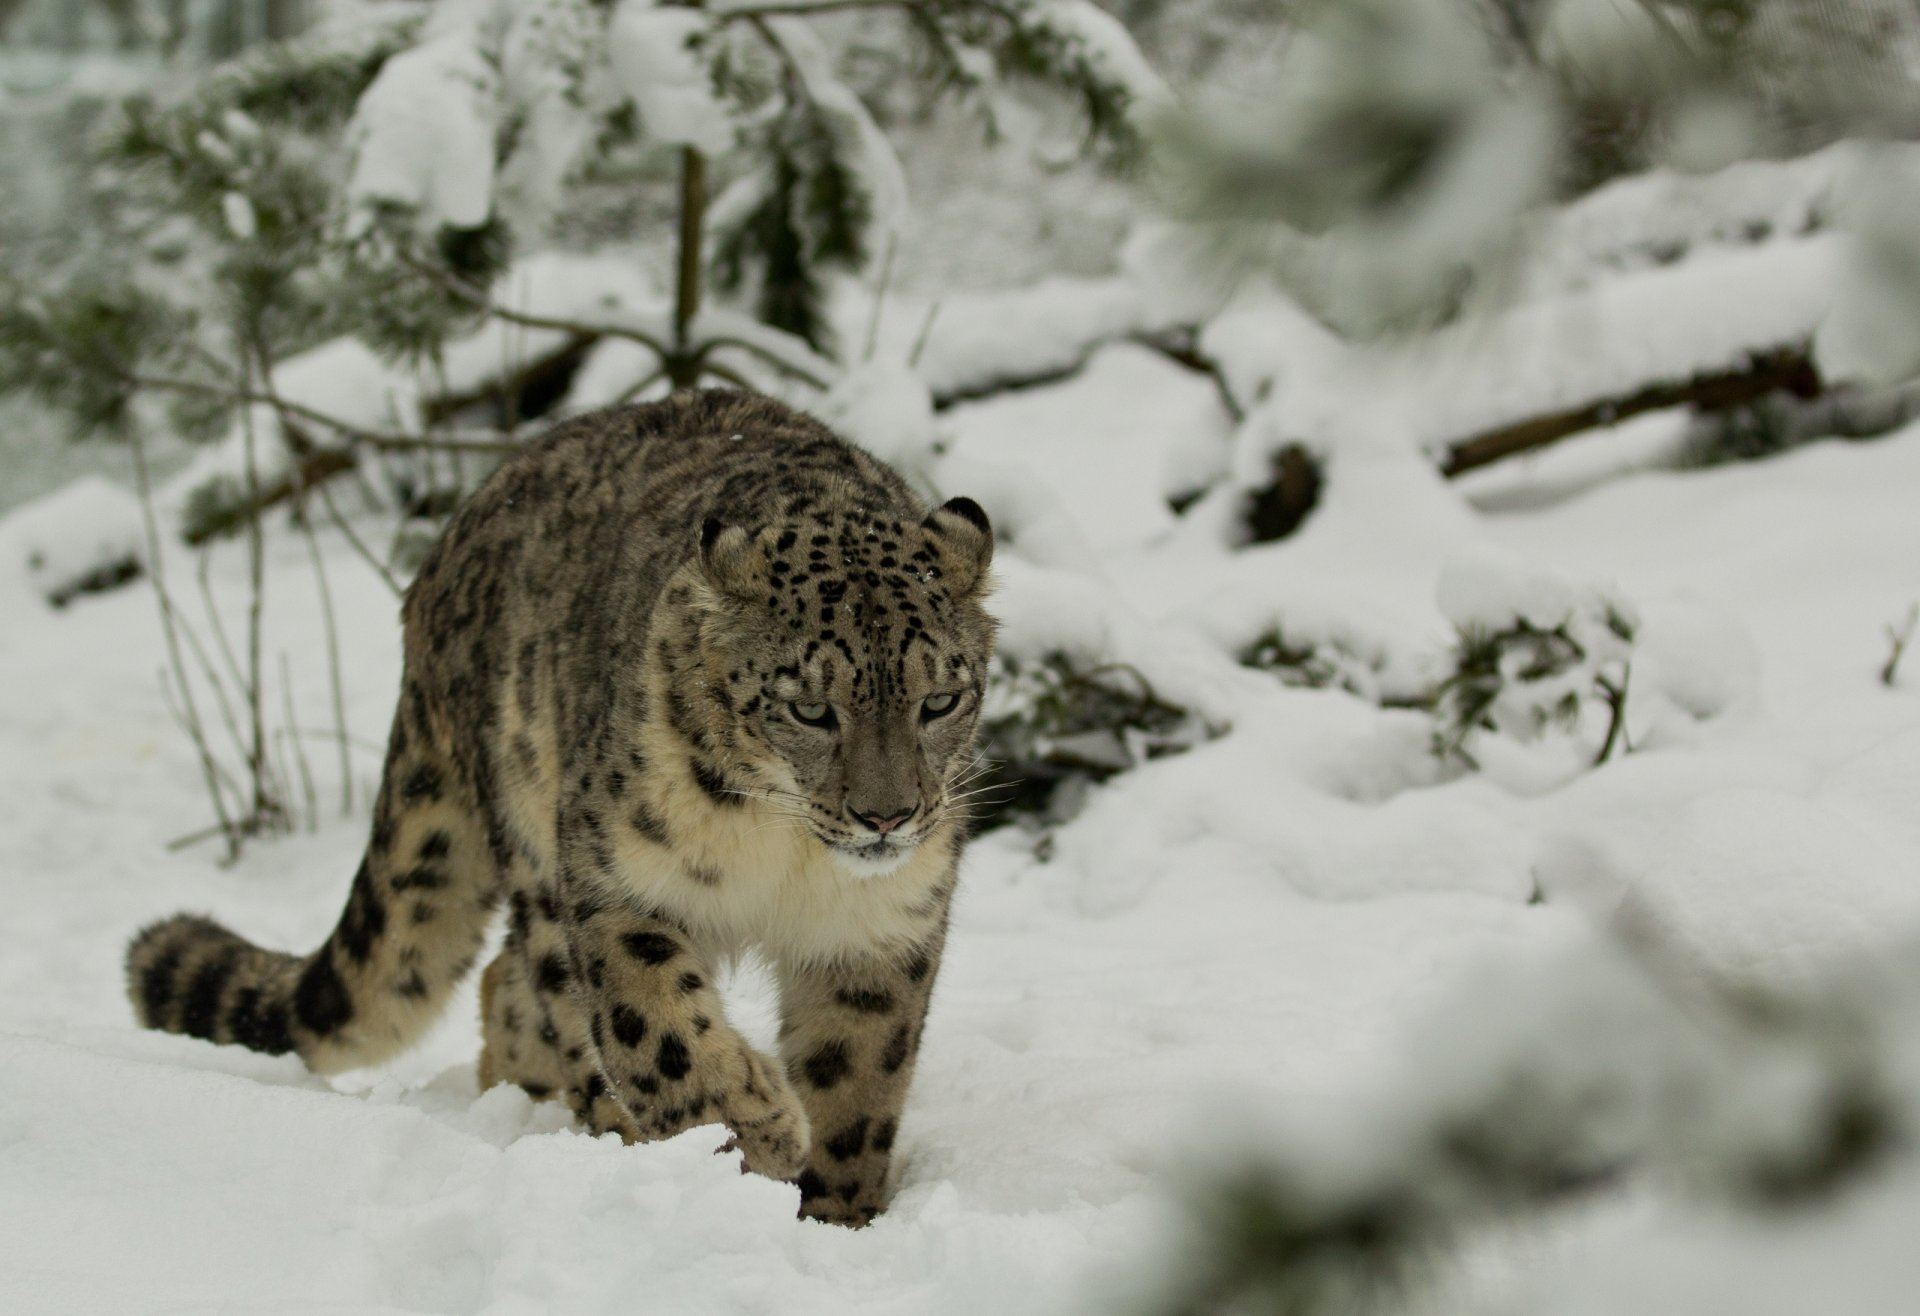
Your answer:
[609,766,953,968]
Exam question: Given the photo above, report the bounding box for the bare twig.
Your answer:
[428,351,469,495]
[128,371,518,454]
[255,345,370,819]
[289,467,357,816]
[1883,605,1919,688]
[165,821,237,853]
[154,663,245,832]
[312,476,403,598]
[908,300,942,370]
[399,254,674,359]
[692,334,832,389]
[286,727,388,757]
[1593,666,1632,766]
[613,368,669,407]
[864,232,898,364]
[279,652,317,830]
[1133,327,1246,425]
[699,357,760,392]
[183,556,254,770]
[195,549,248,695]
[133,423,241,861]
[243,344,406,603]
[403,250,833,393]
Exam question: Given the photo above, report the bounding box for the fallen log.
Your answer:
[1441,345,1823,478]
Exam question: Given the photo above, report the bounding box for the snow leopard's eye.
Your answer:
[920,692,959,721]
[790,701,836,728]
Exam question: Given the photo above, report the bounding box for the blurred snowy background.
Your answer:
[5,1,1920,1313]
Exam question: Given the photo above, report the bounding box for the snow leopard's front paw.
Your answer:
[717,1047,812,1181]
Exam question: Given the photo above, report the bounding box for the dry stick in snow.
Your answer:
[130,428,240,861]
[1884,605,1919,688]
[1441,346,1822,478]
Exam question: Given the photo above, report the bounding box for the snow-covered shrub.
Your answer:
[3,0,1163,493]
[1145,928,1912,1316]
[1144,0,1920,341]
[0,475,145,608]
[1430,551,1638,770]
[971,651,1214,832]
[1239,627,1398,704]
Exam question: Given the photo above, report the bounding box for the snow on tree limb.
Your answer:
[607,1,737,156]
[762,16,909,257]
[344,30,500,233]
[1011,0,1167,118]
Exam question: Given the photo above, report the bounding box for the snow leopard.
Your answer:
[124,389,996,1226]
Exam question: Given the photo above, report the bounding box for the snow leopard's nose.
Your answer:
[850,805,916,835]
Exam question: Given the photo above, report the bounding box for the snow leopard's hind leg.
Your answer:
[477,923,571,1107]
[478,885,654,1140]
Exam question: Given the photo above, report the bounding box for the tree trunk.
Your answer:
[670,147,707,390]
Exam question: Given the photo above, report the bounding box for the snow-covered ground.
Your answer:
[4,329,1920,1311]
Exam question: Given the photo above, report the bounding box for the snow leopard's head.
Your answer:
[692,495,996,876]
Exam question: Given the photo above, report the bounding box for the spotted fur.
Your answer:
[125,390,996,1225]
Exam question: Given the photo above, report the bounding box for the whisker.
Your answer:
[945,756,997,790]
[945,781,1014,803]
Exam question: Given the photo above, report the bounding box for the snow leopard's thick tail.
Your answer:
[125,685,502,1075]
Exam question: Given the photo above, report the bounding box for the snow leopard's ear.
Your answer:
[923,496,993,597]
[698,517,760,602]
